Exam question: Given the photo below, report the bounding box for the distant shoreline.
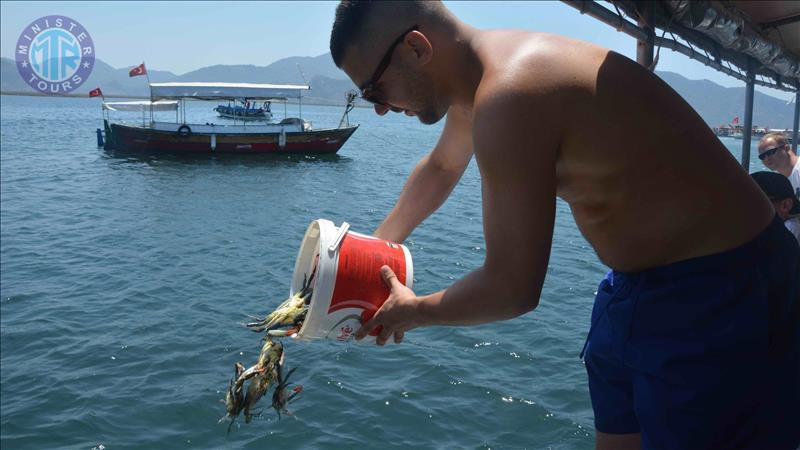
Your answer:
[1,90,147,99]
[0,90,373,108]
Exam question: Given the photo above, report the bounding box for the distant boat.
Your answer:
[98,82,358,154]
[712,125,734,137]
[214,100,273,121]
[713,122,781,141]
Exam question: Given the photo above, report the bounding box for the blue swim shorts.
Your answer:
[581,215,799,449]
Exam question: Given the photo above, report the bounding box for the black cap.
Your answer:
[751,171,800,215]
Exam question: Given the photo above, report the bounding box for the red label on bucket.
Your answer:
[328,233,407,317]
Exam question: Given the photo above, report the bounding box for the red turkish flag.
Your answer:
[129,63,147,77]
[732,116,740,125]
[89,87,103,98]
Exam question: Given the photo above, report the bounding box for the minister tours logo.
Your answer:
[15,15,95,95]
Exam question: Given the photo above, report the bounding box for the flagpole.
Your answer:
[143,61,153,125]
[90,88,106,147]
[90,88,106,121]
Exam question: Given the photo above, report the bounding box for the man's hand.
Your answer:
[355,265,420,345]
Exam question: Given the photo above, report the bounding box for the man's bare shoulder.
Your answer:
[472,31,605,131]
[470,36,578,164]
[474,31,606,97]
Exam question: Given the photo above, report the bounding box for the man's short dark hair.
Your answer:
[330,0,440,68]
[330,1,375,68]
[751,171,800,215]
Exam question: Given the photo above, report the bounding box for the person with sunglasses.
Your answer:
[758,132,799,202]
[329,2,799,449]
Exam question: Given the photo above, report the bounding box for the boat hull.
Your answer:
[105,122,358,154]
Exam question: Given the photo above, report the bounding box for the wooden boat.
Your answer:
[99,82,358,154]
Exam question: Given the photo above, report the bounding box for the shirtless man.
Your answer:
[329,2,800,449]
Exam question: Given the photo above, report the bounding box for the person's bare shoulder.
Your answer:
[471,32,598,159]
[478,32,603,108]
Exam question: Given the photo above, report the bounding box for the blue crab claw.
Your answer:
[220,362,246,434]
[272,365,303,420]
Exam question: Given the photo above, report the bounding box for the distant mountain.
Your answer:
[1,54,355,105]
[1,56,178,97]
[177,54,347,84]
[1,54,796,127]
[657,71,795,129]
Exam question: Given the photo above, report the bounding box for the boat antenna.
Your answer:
[296,63,308,86]
[339,89,357,128]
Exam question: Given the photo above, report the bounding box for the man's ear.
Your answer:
[406,31,433,65]
[776,198,793,217]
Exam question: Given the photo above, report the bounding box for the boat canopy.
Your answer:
[149,82,310,101]
[102,100,179,111]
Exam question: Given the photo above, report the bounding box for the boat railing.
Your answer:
[149,121,306,134]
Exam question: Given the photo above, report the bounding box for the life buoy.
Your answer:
[178,125,191,137]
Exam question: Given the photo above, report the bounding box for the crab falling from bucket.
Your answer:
[288,219,413,342]
[221,219,413,431]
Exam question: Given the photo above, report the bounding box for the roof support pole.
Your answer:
[636,2,655,70]
[793,88,799,153]
[741,60,755,169]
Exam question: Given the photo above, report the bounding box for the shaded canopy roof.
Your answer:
[149,82,310,101]
[102,100,178,111]
[732,1,799,59]
[614,1,799,90]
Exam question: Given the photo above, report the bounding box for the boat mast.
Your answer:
[149,83,153,127]
[297,63,307,119]
[145,67,153,126]
[339,91,356,128]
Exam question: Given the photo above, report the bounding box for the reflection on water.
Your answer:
[102,148,352,168]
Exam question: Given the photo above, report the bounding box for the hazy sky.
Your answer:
[1,0,794,101]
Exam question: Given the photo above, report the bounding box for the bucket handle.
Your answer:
[328,222,350,253]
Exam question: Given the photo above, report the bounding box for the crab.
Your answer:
[246,264,317,334]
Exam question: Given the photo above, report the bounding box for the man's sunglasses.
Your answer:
[359,25,419,106]
[758,144,785,160]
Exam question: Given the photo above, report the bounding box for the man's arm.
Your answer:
[373,107,473,243]
[358,87,562,344]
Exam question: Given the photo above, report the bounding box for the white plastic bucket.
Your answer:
[290,219,413,342]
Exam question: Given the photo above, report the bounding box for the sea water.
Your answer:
[0,94,770,449]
